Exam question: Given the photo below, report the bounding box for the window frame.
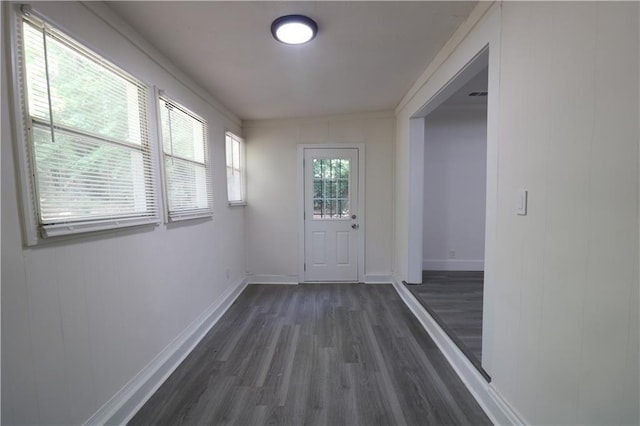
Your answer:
[157,91,213,222]
[9,6,161,245]
[225,131,246,206]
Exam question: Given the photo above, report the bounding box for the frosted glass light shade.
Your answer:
[271,15,317,45]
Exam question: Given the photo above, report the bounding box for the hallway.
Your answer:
[130,284,490,425]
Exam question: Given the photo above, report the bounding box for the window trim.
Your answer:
[10,5,40,245]
[9,6,161,245]
[225,130,247,206]
[157,90,213,222]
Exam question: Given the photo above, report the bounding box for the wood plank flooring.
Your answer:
[129,284,491,426]
[405,271,484,373]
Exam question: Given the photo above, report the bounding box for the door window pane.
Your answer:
[312,158,350,219]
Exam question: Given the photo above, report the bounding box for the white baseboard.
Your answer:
[392,277,526,426]
[487,384,527,425]
[423,259,484,271]
[364,275,393,284]
[84,277,249,426]
[246,274,299,284]
[246,274,394,285]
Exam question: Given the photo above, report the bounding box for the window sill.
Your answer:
[168,210,213,222]
[227,201,246,207]
[34,216,160,244]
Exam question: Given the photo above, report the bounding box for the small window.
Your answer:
[14,13,159,242]
[158,95,213,221]
[313,158,350,219]
[225,131,246,205]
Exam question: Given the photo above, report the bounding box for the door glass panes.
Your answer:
[312,158,350,219]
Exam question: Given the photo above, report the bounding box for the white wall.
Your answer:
[423,105,487,271]
[396,1,639,424]
[1,3,246,424]
[243,112,394,282]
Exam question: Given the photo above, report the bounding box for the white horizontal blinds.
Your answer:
[159,95,212,220]
[225,132,244,203]
[21,18,157,228]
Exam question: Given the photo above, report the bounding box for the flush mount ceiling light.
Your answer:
[271,15,318,45]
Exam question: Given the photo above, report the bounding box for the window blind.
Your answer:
[20,16,158,237]
[159,95,213,220]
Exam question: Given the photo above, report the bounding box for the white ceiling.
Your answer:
[441,66,488,106]
[107,1,477,120]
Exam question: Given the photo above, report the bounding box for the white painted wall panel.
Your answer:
[24,250,69,423]
[578,3,639,423]
[1,2,245,424]
[1,32,40,422]
[364,117,396,278]
[243,123,299,277]
[244,113,394,281]
[395,1,639,424]
[55,245,96,423]
[499,3,595,421]
[423,106,487,271]
[394,116,410,281]
[83,238,124,405]
[513,2,553,412]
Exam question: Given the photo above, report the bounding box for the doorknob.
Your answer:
[351,223,359,229]
[351,214,357,220]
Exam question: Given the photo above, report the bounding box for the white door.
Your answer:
[304,148,359,282]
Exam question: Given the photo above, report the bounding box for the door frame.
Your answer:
[407,47,490,283]
[297,144,366,283]
[406,42,499,373]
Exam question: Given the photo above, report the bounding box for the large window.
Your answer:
[225,131,246,205]
[16,13,158,241]
[159,95,212,221]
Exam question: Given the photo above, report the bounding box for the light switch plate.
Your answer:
[516,189,528,215]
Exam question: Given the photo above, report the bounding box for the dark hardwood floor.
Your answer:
[405,271,484,374]
[129,284,491,426]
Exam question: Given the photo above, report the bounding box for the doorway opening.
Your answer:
[404,47,493,378]
[297,145,365,283]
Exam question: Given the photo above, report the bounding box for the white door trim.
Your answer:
[404,3,501,375]
[297,144,366,283]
